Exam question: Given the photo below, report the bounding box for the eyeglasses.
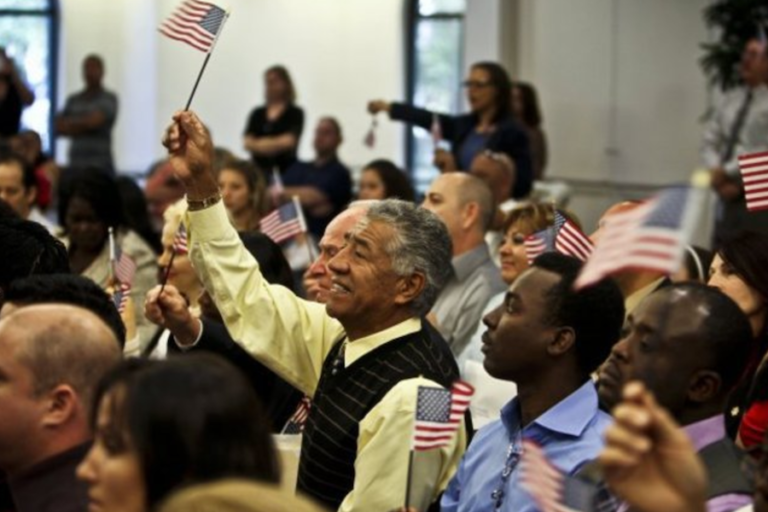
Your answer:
[462,80,492,89]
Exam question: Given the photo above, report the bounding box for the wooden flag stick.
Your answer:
[159,249,176,295]
[404,449,415,510]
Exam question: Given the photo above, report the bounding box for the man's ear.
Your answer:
[547,327,576,357]
[462,202,481,231]
[687,370,722,405]
[25,185,37,209]
[41,384,80,428]
[393,272,426,307]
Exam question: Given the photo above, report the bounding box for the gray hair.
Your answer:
[364,200,453,316]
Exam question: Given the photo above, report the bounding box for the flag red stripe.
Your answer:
[163,18,215,42]
[159,26,211,51]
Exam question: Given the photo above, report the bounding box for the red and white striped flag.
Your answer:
[738,151,768,212]
[575,186,700,290]
[556,216,593,262]
[364,117,377,148]
[113,282,131,314]
[524,232,549,264]
[520,439,598,512]
[159,0,228,53]
[411,381,474,451]
[173,223,189,254]
[281,397,312,434]
[259,201,305,244]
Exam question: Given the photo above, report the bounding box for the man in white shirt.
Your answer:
[0,151,55,233]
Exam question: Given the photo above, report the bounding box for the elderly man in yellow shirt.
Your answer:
[149,111,467,512]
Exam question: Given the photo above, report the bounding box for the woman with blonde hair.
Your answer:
[218,159,268,232]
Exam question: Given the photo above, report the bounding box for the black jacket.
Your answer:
[389,102,533,198]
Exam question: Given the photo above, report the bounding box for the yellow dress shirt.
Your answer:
[187,202,466,512]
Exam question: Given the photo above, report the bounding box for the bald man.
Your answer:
[0,304,120,512]
[470,151,517,265]
[423,173,506,356]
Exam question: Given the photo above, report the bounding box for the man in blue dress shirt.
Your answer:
[441,253,625,512]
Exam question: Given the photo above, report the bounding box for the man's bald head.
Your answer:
[0,304,120,473]
[1,304,120,413]
[304,202,376,303]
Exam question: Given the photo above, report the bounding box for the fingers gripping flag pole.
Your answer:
[159,0,231,110]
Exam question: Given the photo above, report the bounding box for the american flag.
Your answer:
[364,118,377,148]
[738,151,768,212]
[173,223,189,254]
[159,0,227,53]
[575,187,697,290]
[412,381,474,451]
[520,439,599,512]
[524,228,554,264]
[431,113,443,147]
[259,201,305,244]
[281,397,312,434]
[112,282,131,314]
[524,212,593,264]
[114,249,137,286]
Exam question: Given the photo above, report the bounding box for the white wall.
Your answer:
[59,0,407,174]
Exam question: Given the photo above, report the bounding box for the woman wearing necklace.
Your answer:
[368,61,533,199]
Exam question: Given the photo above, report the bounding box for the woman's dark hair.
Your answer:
[265,65,297,104]
[362,159,415,202]
[58,169,125,232]
[240,231,295,292]
[91,355,280,509]
[716,231,768,303]
[115,176,161,254]
[512,81,543,128]
[471,61,513,123]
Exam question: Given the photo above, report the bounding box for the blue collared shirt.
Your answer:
[441,380,612,512]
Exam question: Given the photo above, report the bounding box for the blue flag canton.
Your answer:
[277,201,299,221]
[644,187,689,229]
[416,387,451,423]
[553,210,566,232]
[199,4,226,34]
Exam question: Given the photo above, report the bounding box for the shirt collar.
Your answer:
[345,317,422,367]
[500,380,600,439]
[452,244,493,282]
[683,414,727,452]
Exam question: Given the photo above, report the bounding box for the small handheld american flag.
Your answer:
[112,282,132,315]
[173,223,189,255]
[575,178,705,290]
[524,211,593,264]
[411,381,474,451]
[520,439,599,512]
[259,200,306,244]
[738,150,768,212]
[159,0,228,53]
[364,117,378,148]
[431,113,443,148]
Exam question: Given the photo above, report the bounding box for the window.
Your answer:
[0,0,58,150]
[406,0,465,194]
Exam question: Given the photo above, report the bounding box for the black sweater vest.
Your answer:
[296,322,460,509]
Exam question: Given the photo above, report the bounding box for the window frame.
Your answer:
[404,0,465,192]
[0,0,59,151]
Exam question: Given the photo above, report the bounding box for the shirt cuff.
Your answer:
[174,318,204,351]
[187,201,237,243]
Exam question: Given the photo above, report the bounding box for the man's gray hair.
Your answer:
[365,200,453,316]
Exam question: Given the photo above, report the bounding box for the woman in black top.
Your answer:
[243,65,304,176]
[368,61,533,198]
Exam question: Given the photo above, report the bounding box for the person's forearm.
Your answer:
[10,73,34,106]
[283,186,329,209]
[244,133,297,156]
